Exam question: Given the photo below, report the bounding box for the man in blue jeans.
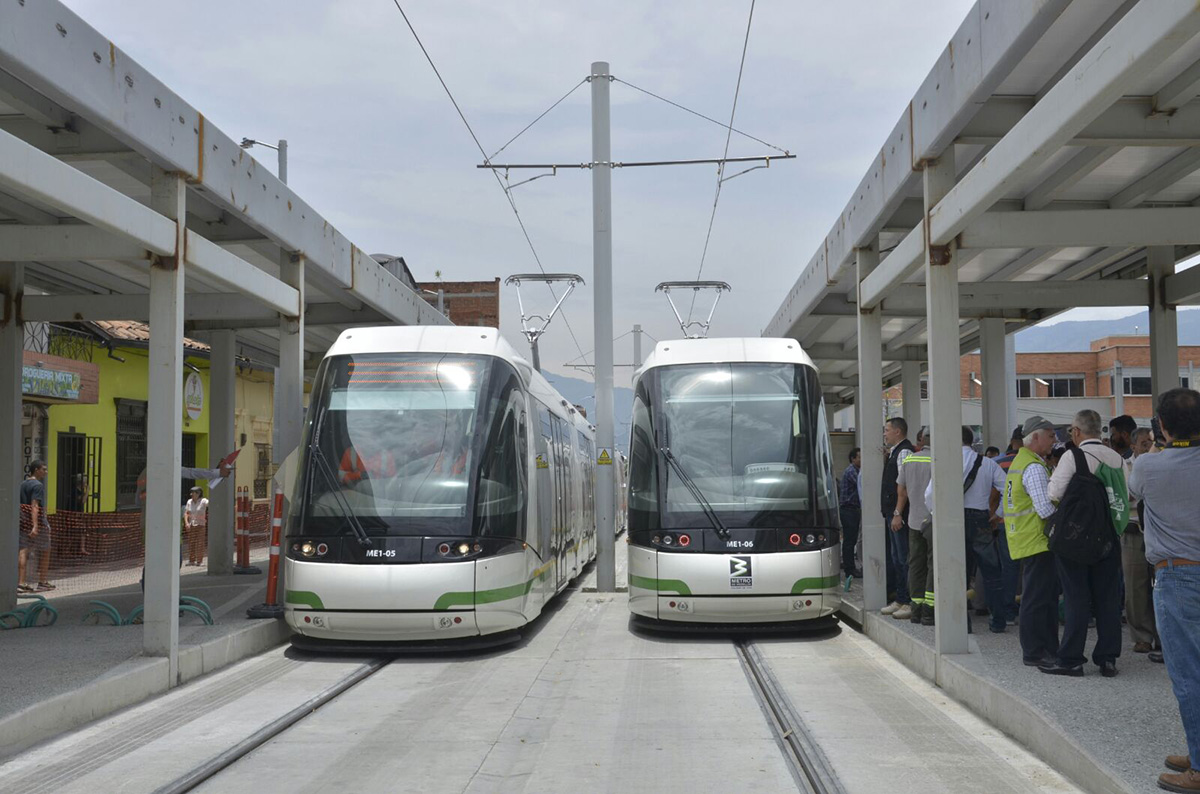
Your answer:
[1129,388,1200,792]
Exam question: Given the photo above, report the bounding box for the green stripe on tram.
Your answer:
[790,575,840,594]
[433,560,556,611]
[285,590,325,610]
[628,575,692,596]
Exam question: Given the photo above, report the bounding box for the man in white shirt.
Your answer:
[925,426,1008,632]
[1042,409,1126,678]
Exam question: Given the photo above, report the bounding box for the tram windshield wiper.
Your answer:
[308,408,373,548]
[659,445,730,540]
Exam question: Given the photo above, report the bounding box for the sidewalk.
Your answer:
[841,579,1182,794]
[0,556,291,758]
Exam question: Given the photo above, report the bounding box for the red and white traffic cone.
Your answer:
[248,486,285,618]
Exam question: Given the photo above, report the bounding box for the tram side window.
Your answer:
[628,384,660,530]
[811,400,837,512]
[474,374,526,538]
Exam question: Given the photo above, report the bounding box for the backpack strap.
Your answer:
[1070,445,1090,477]
[963,451,984,493]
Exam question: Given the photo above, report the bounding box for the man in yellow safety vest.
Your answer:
[1003,416,1059,669]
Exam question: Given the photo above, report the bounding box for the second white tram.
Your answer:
[626,338,841,627]
[283,326,597,648]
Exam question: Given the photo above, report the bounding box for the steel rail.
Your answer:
[734,640,846,794]
[152,657,390,794]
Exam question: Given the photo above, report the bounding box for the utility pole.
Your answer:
[592,62,616,593]
[479,64,793,594]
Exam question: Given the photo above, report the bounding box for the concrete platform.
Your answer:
[841,579,1182,794]
[0,560,291,758]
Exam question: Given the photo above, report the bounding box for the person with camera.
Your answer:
[1130,388,1200,792]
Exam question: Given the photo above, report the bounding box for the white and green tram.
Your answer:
[626,338,841,628]
[283,326,597,648]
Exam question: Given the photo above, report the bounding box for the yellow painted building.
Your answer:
[25,321,285,515]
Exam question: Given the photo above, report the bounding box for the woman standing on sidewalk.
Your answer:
[183,486,208,567]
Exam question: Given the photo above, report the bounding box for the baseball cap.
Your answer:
[1021,416,1054,436]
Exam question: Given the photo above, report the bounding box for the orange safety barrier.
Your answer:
[233,486,262,576]
[247,487,285,618]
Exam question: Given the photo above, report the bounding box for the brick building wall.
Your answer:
[417,279,501,327]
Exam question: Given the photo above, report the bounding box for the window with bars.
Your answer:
[116,399,147,511]
[254,442,273,499]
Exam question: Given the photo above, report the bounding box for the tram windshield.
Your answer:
[628,362,837,529]
[293,353,527,537]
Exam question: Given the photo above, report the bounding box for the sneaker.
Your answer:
[892,604,912,620]
[17,584,35,594]
[1150,651,1165,664]
[1159,768,1200,792]
[881,601,902,615]
[35,582,55,592]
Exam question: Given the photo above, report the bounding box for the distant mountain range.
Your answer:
[541,370,633,454]
[1015,309,1200,352]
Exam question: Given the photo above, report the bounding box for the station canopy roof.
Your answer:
[0,0,448,371]
[765,0,1200,398]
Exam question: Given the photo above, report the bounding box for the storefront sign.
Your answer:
[184,371,204,420]
[22,365,81,400]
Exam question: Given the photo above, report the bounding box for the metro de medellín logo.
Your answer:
[729,556,753,590]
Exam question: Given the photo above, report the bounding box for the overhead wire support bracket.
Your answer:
[656,280,732,339]
[478,153,794,171]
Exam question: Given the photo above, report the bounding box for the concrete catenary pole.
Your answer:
[592,61,616,592]
[632,324,643,370]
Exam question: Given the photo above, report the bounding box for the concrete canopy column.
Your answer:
[1148,246,1179,401]
[0,264,23,612]
[901,361,923,440]
[144,169,185,680]
[923,152,969,656]
[273,253,305,466]
[979,318,1009,451]
[1005,333,1018,438]
[208,330,235,575]
[856,242,886,612]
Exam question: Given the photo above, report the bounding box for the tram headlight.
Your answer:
[804,533,816,546]
[457,543,471,555]
[662,535,673,546]
[300,542,316,558]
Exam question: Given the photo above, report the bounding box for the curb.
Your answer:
[847,607,1132,794]
[0,618,292,760]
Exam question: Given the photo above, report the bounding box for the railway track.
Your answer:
[151,657,391,794]
[734,639,846,794]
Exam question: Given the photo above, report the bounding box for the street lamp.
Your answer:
[240,138,288,185]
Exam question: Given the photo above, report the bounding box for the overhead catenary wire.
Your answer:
[487,77,588,163]
[388,1,587,363]
[611,77,788,157]
[563,329,635,368]
[688,0,757,326]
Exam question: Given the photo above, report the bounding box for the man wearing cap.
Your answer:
[1129,388,1200,791]
[1003,416,1060,668]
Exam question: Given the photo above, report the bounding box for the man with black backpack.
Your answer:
[1041,409,1128,678]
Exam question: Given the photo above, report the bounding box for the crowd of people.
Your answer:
[838,389,1200,792]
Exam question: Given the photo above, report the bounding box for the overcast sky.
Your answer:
[63,0,1164,377]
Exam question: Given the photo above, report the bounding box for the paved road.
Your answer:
[0,555,1081,793]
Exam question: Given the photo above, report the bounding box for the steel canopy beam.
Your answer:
[960,207,1200,249]
[805,342,927,362]
[1165,265,1200,304]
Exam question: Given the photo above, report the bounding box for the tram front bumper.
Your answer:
[628,545,841,623]
[286,608,480,642]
